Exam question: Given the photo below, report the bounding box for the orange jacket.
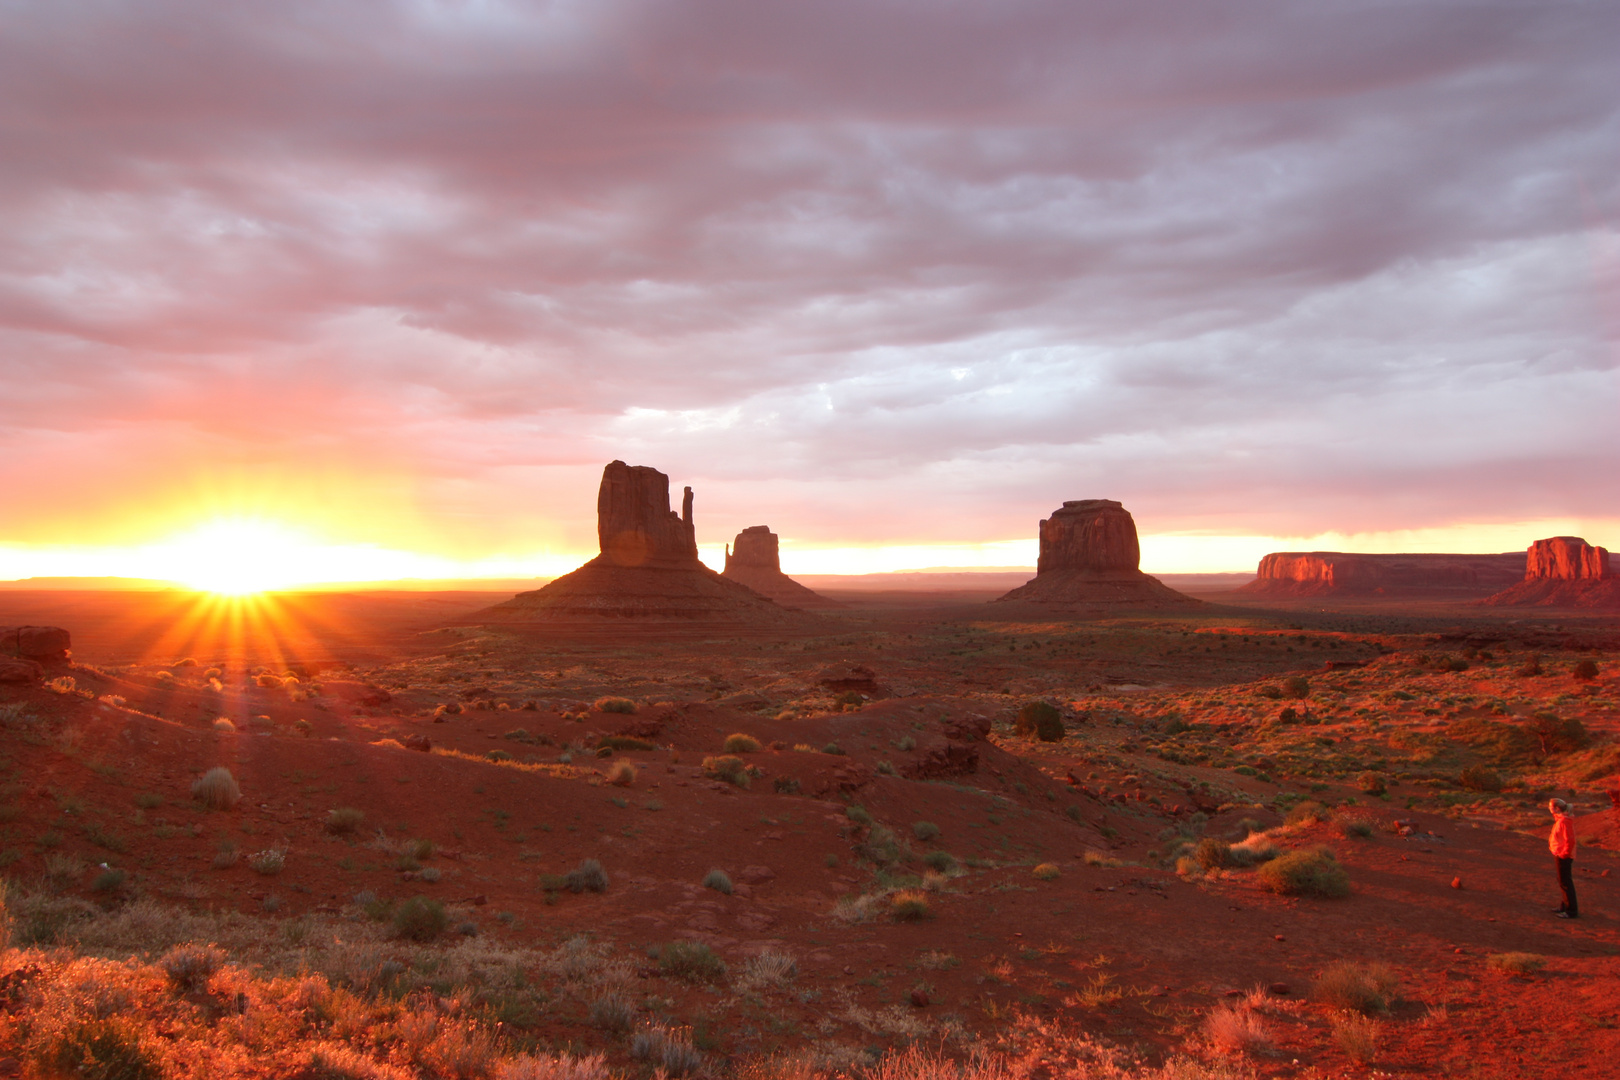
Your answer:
[1549,813,1575,859]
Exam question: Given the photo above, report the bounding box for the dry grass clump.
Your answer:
[326,807,365,835]
[246,848,286,875]
[656,941,727,983]
[1335,810,1377,838]
[159,943,223,993]
[1193,838,1230,870]
[722,732,761,753]
[630,1021,703,1076]
[741,950,797,987]
[1313,961,1398,1014]
[1332,1013,1380,1065]
[912,821,941,842]
[1357,771,1387,795]
[212,717,236,732]
[1228,832,1279,865]
[605,760,637,787]
[1283,800,1331,826]
[564,859,609,894]
[190,767,240,810]
[1257,846,1349,898]
[593,697,637,714]
[392,895,447,941]
[1204,1002,1269,1055]
[1486,951,1545,975]
[1032,863,1060,881]
[702,869,733,895]
[496,1053,610,1080]
[701,754,750,788]
[889,890,931,922]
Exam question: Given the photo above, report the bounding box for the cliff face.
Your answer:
[997,499,1199,609]
[596,460,699,569]
[1241,552,1525,597]
[1482,536,1620,607]
[721,526,840,610]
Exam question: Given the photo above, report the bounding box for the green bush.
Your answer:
[595,697,637,714]
[393,895,447,941]
[701,755,749,788]
[722,733,761,754]
[912,821,941,842]
[702,869,733,895]
[1258,847,1350,898]
[1313,961,1397,1013]
[1015,700,1065,742]
[565,858,609,894]
[658,940,727,982]
[190,767,240,810]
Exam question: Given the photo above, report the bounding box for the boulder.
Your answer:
[722,526,840,609]
[1482,537,1620,607]
[0,657,42,684]
[995,500,1199,610]
[0,625,71,662]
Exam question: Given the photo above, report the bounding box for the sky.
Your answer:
[1,0,1617,588]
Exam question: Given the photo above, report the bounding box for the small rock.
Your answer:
[1268,983,1290,996]
[1451,876,1463,889]
[910,989,930,1007]
[0,1056,19,1076]
[1274,934,1285,942]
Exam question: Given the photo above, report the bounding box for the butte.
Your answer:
[993,499,1200,611]
[1481,536,1620,607]
[720,526,840,610]
[477,462,815,628]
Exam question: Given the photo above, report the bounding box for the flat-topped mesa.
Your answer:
[996,499,1199,609]
[1526,536,1612,581]
[1241,552,1526,596]
[596,460,700,569]
[722,526,840,610]
[1481,536,1620,607]
[1037,499,1141,576]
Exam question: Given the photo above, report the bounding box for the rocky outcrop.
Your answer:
[476,462,817,628]
[0,625,71,662]
[995,499,1200,610]
[721,526,840,609]
[0,657,43,684]
[1241,552,1525,597]
[597,460,699,568]
[1482,537,1620,607]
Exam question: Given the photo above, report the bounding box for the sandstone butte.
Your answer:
[1482,536,1620,607]
[476,461,814,627]
[994,499,1200,610]
[1238,551,1526,597]
[720,526,841,610]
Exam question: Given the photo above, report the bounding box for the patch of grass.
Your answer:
[722,733,761,754]
[912,821,940,842]
[595,697,637,714]
[1313,961,1398,1014]
[1257,846,1348,898]
[83,823,128,854]
[393,895,447,941]
[922,850,956,873]
[1206,1002,1269,1055]
[1283,801,1330,826]
[1032,863,1060,881]
[1486,952,1545,975]
[564,858,609,893]
[598,735,654,752]
[1332,1013,1380,1065]
[191,767,240,810]
[247,848,286,875]
[134,792,163,810]
[658,940,728,982]
[702,869,733,894]
[845,804,873,826]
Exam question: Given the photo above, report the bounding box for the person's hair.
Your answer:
[1549,798,1569,813]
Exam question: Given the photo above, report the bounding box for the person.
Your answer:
[1549,798,1578,919]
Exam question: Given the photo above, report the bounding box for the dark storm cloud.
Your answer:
[0,0,1616,549]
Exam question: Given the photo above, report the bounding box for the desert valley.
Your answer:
[0,463,1615,1080]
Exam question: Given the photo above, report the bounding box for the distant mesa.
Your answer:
[721,526,841,610]
[1482,537,1620,607]
[995,499,1200,609]
[1239,551,1525,597]
[476,461,814,627]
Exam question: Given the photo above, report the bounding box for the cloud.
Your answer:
[0,0,1616,562]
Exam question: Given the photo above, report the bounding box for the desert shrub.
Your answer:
[588,995,635,1033]
[742,950,798,986]
[326,807,365,835]
[702,869,733,895]
[1194,838,1230,871]
[191,767,241,810]
[255,673,282,688]
[1486,951,1545,975]
[1458,764,1503,792]
[1284,801,1330,826]
[1357,771,1386,796]
[833,691,865,708]
[598,735,654,752]
[630,1023,703,1076]
[772,777,801,794]
[212,842,239,869]
[594,697,637,714]
[161,943,224,993]
[895,736,916,752]
[494,1053,611,1080]
[822,742,845,755]
[912,821,941,842]
[722,733,761,753]
[1332,1013,1381,1065]
[46,676,77,695]
[1065,804,1085,823]
[91,869,127,893]
[922,850,957,873]
[889,890,930,921]
[1573,658,1600,681]
[701,755,749,788]
[1014,700,1065,742]
[657,941,727,982]
[294,719,313,737]
[393,896,448,941]
[247,848,286,875]
[565,858,609,894]
[1524,713,1589,757]
[1336,812,1376,838]
[1313,961,1397,1014]
[419,867,441,883]
[1450,717,1539,765]
[212,717,236,733]
[875,760,896,776]
[486,749,513,762]
[606,759,637,787]
[845,804,873,826]
[1205,1002,1269,1055]
[1257,847,1349,898]
[1281,676,1311,700]
[32,1014,162,1080]
[1032,863,1060,881]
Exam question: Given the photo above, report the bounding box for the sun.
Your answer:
[161,520,313,595]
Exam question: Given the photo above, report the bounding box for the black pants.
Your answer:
[1557,857,1578,917]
